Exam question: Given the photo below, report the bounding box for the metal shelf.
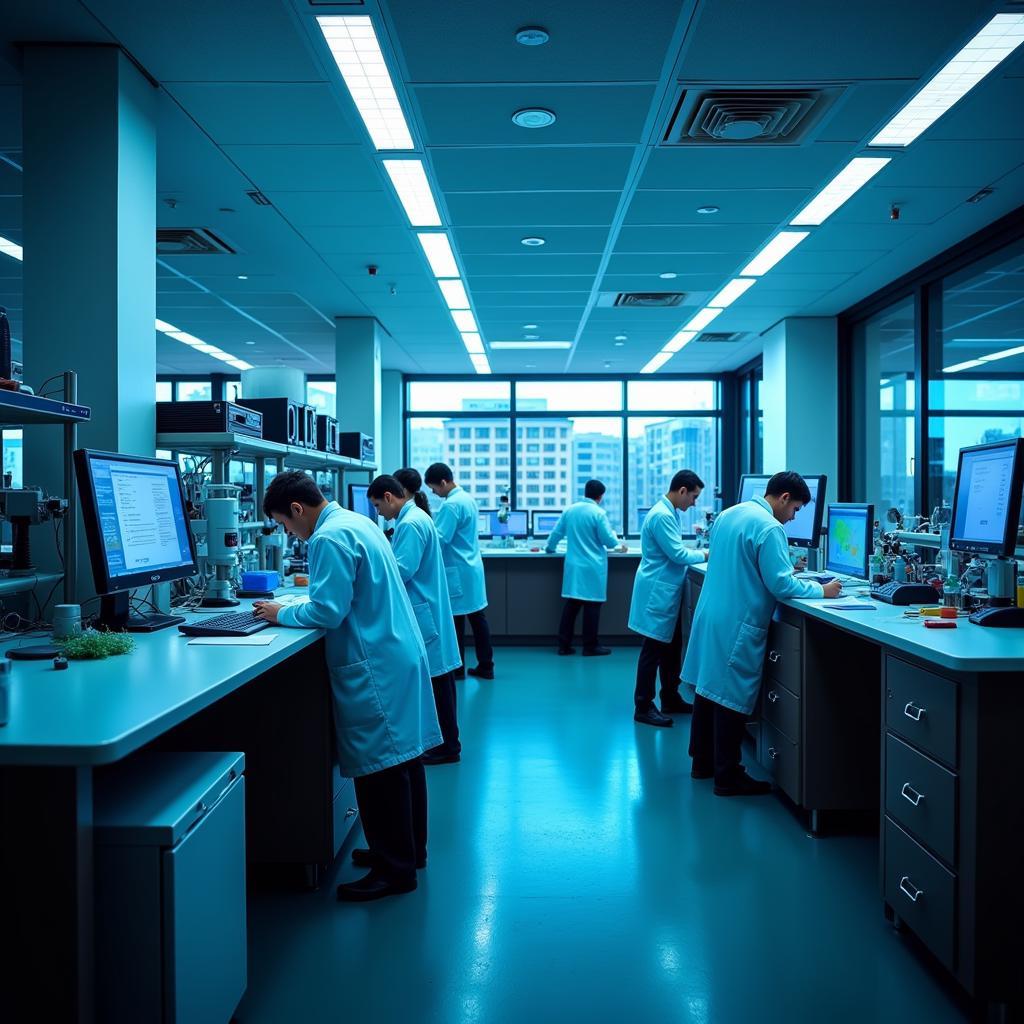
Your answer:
[0,390,91,426]
[0,572,63,598]
[156,432,375,474]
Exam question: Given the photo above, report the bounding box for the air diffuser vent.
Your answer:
[697,331,745,344]
[664,87,840,145]
[613,292,686,308]
[156,228,236,255]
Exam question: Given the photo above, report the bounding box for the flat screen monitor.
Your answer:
[531,510,562,538]
[636,506,652,531]
[825,503,873,580]
[477,511,488,535]
[737,474,770,505]
[480,508,529,539]
[785,474,827,549]
[348,483,378,522]
[949,438,1024,556]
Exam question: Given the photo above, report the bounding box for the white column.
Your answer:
[335,317,382,450]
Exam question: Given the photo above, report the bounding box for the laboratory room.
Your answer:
[2,2,1024,1023]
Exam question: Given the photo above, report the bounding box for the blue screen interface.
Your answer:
[952,444,1017,547]
[532,512,562,536]
[826,506,870,578]
[483,510,528,537]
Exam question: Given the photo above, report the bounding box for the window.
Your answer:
[2,429,23,489]
[156,381,173,402]
[627,380,715,411]
[516,380,622,412]
[476,427,491,439]
[307,381,336,416]
[459,427,471,440]
[408,381,510,411]
[177,381,212,402]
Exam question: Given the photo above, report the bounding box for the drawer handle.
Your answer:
[768,650,781,664]
[903,701,926,722]
[899,876,924,903]
[767,690,780,703]
[768,746,779,760]
[900,782,925,807]
[345,807,357,818]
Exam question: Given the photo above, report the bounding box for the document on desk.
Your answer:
[187,635,279,646]
[821,600,876,611]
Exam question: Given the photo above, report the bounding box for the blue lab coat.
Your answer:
[433,485,488,615]
[391,500,462,678]
[545,498,620,602]
[682,496,825,715]
[627,496,706,642]
[277,502,441,777]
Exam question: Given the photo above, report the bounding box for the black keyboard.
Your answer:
[179,611,271,637]
[870,582,940,606]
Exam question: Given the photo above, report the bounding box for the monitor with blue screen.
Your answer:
[949,438,1024,556]
[737,473,826,548]
[348,483,378,523]
[825,503,873,580]
[636,506,652,531]
[531,510,562,538]
[480,509,529,539]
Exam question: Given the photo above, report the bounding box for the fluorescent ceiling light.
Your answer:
[451,309,478,333]
[870,14,1024,147]
[942,359,986,373]
[663,330,697,354]
[460,332,484,354]
[417,232,459,278]
[641,350,674,374]
[317,16,414,151]
[382,159,441,227]
[978,344,1024,363]
[438,279,470,309]
[0,236,23,261]
[490,341,572,350]
[470,353,491,374]
[790,157,891,226]
[154,319,179,333]
[682,306,724,333]
[708,277,756,309]
[740,231,809,276]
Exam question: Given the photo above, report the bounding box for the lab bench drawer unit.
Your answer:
[880,654,1024,1007]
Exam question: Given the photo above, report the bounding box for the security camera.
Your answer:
[367,265,378,276]
[890,204,901,221]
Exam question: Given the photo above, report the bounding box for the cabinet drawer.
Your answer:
[885,734,957,866]
[332,777,358,854]
[885,657,958,768]
[762,681,800,743]
[760,722,800,804]
[766,619,802,695]
[884,817,956,971]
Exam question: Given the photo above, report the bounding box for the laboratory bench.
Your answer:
[0,597,357,1023]
[684,564,1024,1015]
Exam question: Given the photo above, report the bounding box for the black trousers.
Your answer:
[633,610,684,710]
[353,758,427,883]
[688,693,750,785]
[428,671,461,755]
[455,610,493,671]
[558,598,602,651]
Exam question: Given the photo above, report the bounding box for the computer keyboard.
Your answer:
[870,582,940,606]
[178,611,271,637]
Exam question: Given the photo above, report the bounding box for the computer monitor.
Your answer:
[825,503,874,580]
[785,474,827,549]
[949,438,1024,556]
[477,511,488,535]
[636,506,652,531]
[74,449,198,631]
[479,508,529,539]
[348,482,378,522]
[737,474,770,504]
[531,510,562,538]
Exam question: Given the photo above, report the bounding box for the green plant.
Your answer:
[58,630,135,660]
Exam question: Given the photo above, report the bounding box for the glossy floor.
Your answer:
[237,647,970,1024]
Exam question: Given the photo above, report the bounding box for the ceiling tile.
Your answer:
[431,147,634,192]
[445,191,620,226]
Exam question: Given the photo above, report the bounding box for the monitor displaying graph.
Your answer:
[825,503,873,579]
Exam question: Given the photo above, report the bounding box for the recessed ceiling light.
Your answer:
[614,334,628,341]
[512,108,556,129]
[740,231,809,276]
[438,279,470,309]
[0,235,23,261]
[663,330,697,353]
[515,26,550,46]
[658,272,678,280]
[641,350,674,374]
[416,232,459,277]
[154,319,179,333]
[942,358,986,373]
[460,332,485,354]
[790,157,891,226]
[682,307,724,333]
[491,341,572,350]
[708,277,757,309]
[470,352,491,375]
[614,340,626,347]
[523,323,538,330]
[237,275,248,280]
[525,363,537,369]
[696,206,719,215]
[245,341,256,346]
[451,309,478,333]
[382,158,442,227]
[521,236,546,246]
[524,334,539,340]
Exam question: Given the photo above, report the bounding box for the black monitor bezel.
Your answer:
[785,474,828,550]
[529,509,563,538]
[347,482,377,521]
[736,474,771,505]
[824,502,874,580]
[949,438,1024,556]
[74,448,198,596]
[478,507,529,540]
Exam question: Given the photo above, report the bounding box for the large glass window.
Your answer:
[177,381,212,402]
[156,381,173,402]
[408,381,510,411]
[307,381,336,416]
[627,380,716,411]
[515,380,621,412]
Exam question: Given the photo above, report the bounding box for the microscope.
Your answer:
[0,485,69,574]
[189,484,241,607]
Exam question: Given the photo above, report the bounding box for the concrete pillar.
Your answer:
[379,369,403,474]
[335,317,381,449]
[22,46,158,598]
[761,317,839,498]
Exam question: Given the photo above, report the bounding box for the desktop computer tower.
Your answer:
[339,432,374,463]
[238,399,300,446]
[156,401,263,439]
[316,416,339,455]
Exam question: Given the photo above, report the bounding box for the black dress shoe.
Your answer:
[690,766,714,780]
[337,872,417,902]
[351,848,426,870]
[714,771,773,797]
[467,665,494,680]
[634,707,673,728]
[582,646,612,657]
[660,694,694,714]
[421,749,461,765]
[557,647,576,656]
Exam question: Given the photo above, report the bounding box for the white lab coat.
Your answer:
[627,496,705,642]
[433,485,488,615]
[277,502,441,777]
[682,496,825,715]
[545,498,620,602]
[391,500,462,678]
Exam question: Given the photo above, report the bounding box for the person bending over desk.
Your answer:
[254,471,441,902]
[682,471,842,797]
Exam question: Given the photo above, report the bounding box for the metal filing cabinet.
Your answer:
[94,751,247,1024]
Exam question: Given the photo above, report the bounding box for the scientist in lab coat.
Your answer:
[682,471,842,797]
[254,471,441,902]
[424,462,494,680]
[629,470,709,728]
[545,479,628,656]
[368,472,463,766]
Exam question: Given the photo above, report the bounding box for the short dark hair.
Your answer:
[367,474,404,501]
[765,471,811,504]
[584,479,606,500]
[669,469,704,493]
[263,470,324,517]
[424,462,453,486]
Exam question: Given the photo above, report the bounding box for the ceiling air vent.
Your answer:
[664,87,841,146]
[613,292,686,308]
[697,331,745,344]
[156,228,236,255]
